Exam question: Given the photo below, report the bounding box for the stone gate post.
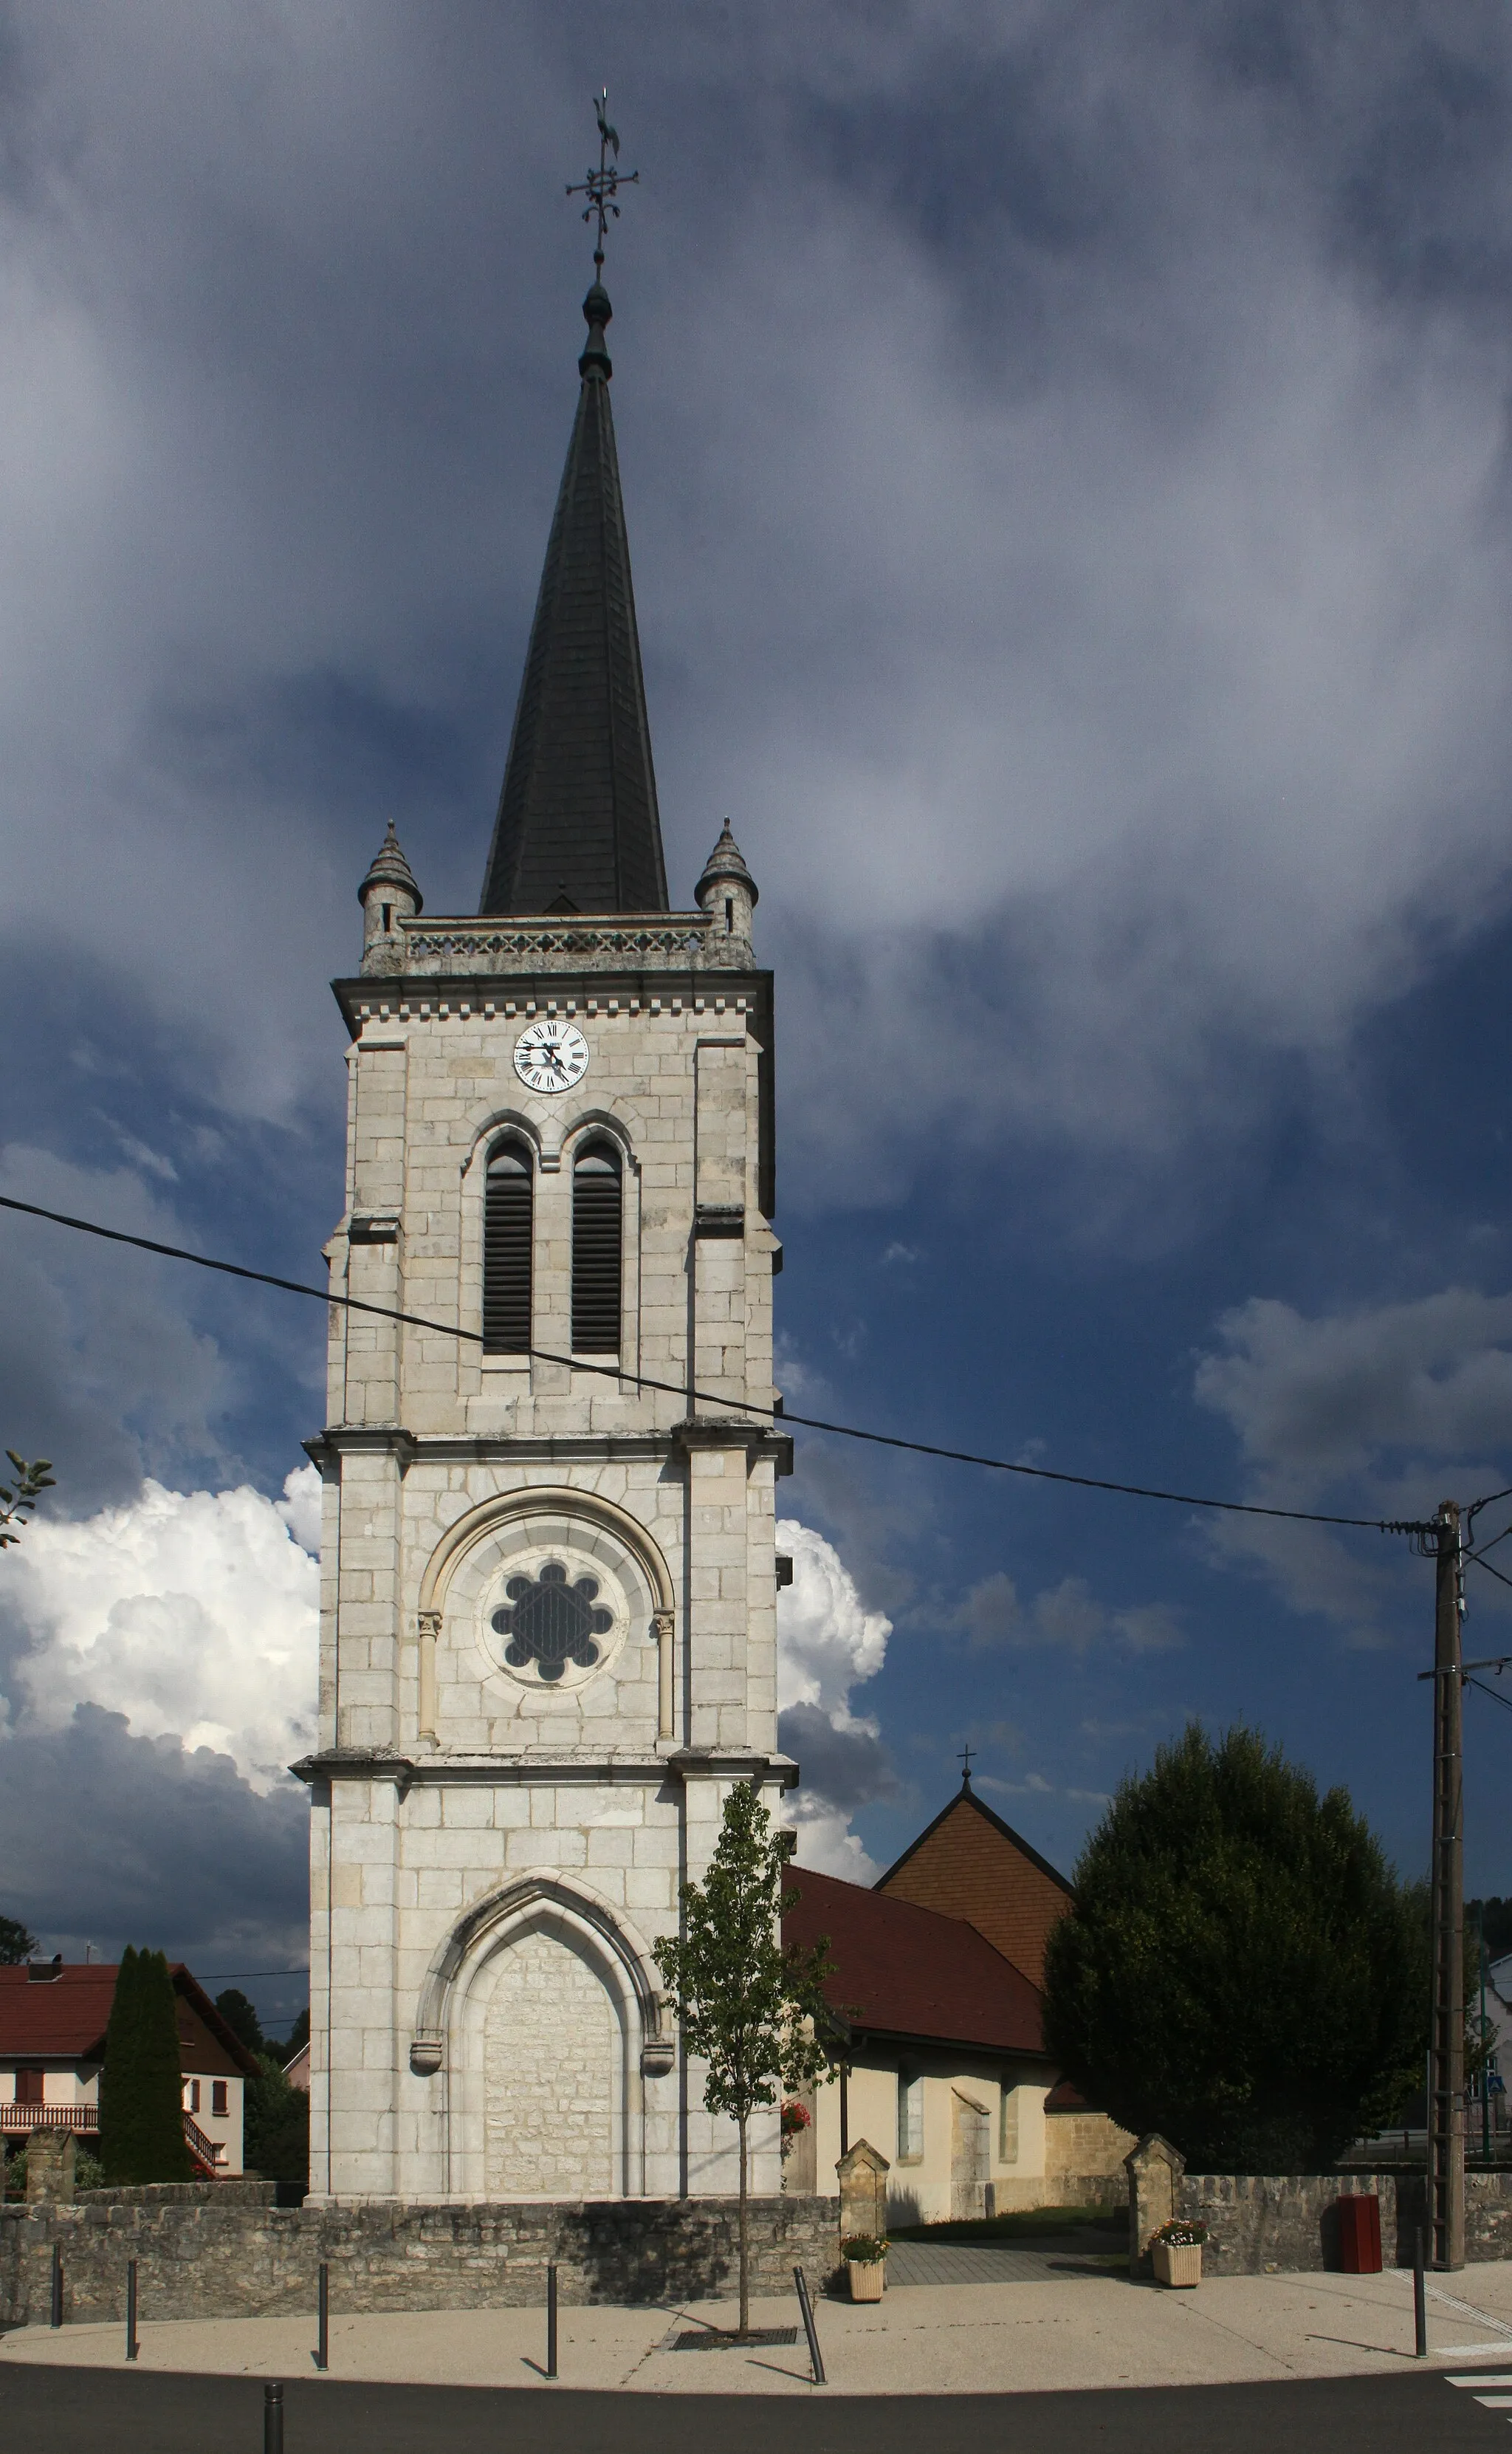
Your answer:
[26,2128,77,2204]
[1125,2132,1184,2274]
[836,2139,890,2242]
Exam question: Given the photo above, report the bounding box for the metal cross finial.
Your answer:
[958,1744,975,1786]
[566,89,639,275]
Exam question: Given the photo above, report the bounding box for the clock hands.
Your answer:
[514,1020,588,1092]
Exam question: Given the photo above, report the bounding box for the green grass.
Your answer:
[888,2202,1127,2246]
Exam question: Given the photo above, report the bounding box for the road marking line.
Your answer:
[1420,2287,1512,2338]
[1471,2397,1512,2410]
[1448,2375,1512,2387]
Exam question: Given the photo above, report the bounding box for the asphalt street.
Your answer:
[2,2365,1508,2453]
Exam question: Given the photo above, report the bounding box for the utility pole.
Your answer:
[1427,1498,1465,2271]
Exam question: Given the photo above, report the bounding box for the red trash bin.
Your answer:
[1338,2193,1383,2273]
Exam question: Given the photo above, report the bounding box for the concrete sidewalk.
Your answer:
[4,2263,1512,2395]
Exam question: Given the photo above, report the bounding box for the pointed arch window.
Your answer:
[483,1139,533,1356]
[571,1141,622,1354]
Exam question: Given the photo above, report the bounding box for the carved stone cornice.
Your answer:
[672,1416,794,1476]
[297,1753,681,1789]
[666,1749,800,1793]
[289,1749,418,1796]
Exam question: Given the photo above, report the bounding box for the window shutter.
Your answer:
[571,1145,622,1354]
[483,1143,532,1355]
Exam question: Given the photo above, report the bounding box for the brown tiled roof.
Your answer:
[0,1964,260,2077]
[874,1784,1074,1989]
[782,1866,1048,2057]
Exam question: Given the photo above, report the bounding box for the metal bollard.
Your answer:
[50,2243,63,2330]
[314,2261,329,2371]
[264,2380,284,2454]
[794,2264,825,2387]
[1414,2224,1427,2359]
[546,2261,557,2379]
[126,2258,139,2363]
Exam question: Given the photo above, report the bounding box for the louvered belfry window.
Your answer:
[483,1139,532,1355]
[571,1141,622,1353]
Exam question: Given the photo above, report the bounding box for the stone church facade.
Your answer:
[295,274,794,2204]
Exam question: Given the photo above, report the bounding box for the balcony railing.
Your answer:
[3,2101,225,2173]
[0,2103,99,2133]
[182,2111,226,2171]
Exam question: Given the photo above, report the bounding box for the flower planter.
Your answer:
[1152,2240,1203,2288]
[847,2259,886,2301]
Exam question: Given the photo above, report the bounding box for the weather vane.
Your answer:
[566,90,639,275]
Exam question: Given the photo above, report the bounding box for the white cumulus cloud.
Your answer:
[0,1467,319,1787]
[777,1518,894,1882]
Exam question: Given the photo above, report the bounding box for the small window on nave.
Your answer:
[483,1139,533,1355]
[571,1140,622,1354]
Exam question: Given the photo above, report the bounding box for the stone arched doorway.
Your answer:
[480,1919,621,2197]
[411,1872,668,2199]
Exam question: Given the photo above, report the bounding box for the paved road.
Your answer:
[4,2364,1509,2453]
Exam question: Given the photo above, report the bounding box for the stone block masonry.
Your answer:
[1127,2130,1512,2274]
[0,2194,841,2330]
[1180,2169,1512,2275]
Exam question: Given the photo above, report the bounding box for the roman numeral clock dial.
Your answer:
[513,1018,590,1094]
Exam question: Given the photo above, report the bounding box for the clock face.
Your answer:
[513,1018,589,1094]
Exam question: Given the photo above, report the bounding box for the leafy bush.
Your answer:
[244,2052,309,2185]
[841,2234,889,2262]
[2,2145,104,2197]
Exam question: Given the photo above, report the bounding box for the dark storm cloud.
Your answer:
[0,1,1508,1216]
[779,1699,898,1815]
[0,1145,234,1510]
[0,1703,308,1962]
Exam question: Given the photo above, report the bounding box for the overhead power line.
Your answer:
[0,1187,1459,1537]
[199,1969,309,1981]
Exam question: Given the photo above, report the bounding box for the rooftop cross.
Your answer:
[566,89,639,275]
[958,1744,975,1788]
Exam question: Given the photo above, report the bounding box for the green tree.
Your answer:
[655,1783,838,2337]
[244,2051,309,2186]
[1468,1897,1512,1963]
[0,1913,38,1965]
[214,1989,265,2057]
[100,1947,193,2184]
[278,2006,311,2064]
[1043,1724,1426,2173]
[0,1455,54,1549]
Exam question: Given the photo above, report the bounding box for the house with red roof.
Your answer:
[781,1783,1133,2225]
[0,1960,261,2181]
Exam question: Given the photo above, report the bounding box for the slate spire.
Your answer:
[479,281,669,916]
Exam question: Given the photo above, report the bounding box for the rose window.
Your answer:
[490,1561,614,1682]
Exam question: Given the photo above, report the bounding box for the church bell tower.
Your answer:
[297,247,791,2204]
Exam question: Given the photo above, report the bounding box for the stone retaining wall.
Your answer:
[0,2193,841,2331]
[1177,2170,1512,2275]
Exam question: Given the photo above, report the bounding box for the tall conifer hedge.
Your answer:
[100,1946,193,2184]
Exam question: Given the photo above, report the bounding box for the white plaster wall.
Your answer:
[808,2052,1065,2228]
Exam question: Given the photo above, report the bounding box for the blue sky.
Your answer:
[1,1,1511,2029]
